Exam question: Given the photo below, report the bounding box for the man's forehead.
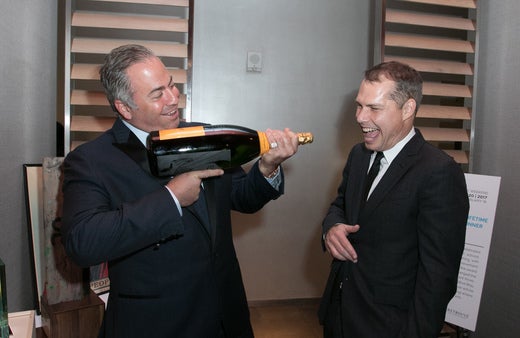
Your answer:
[357,79,394,101]
[127,59,169,87]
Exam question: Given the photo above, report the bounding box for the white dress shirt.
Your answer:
[367,128,416,199]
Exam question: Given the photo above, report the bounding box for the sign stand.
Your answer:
[445,174,501,335]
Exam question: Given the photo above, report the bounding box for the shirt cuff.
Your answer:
[165,186,183,216]
[264,166,282,191]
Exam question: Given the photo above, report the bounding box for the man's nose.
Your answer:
[356,107,368,122]
[165,87,179,105]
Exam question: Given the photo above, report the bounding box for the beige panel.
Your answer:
[71,90,108,106]
[417,126,470,142]
[90,0,189,6]
[417,105,471,120]
[71,116,116,132]
[400,0,476,9]
[423,82,472,98]
[72,11,188,32]
[386,9,475,30]
[385,32,475,53]
[71,64,101,80]
[384,56,473,75]
[71,38,188,58]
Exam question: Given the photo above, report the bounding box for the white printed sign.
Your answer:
[445,174,501,331]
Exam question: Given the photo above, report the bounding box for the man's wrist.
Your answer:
[264,166,280,179]
[259,158,279,178]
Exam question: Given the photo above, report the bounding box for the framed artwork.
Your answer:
[23,164,44,313]
[23,163,110,312]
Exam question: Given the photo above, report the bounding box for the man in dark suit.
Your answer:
[319,61,469,338]
[61,44,301,338]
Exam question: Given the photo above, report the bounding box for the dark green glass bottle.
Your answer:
[147,124,312,177]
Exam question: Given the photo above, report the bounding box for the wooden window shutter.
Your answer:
[61,0,193,153]
[376,0,478,170]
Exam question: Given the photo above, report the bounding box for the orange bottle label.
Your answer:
[257,131,270,155]
[158,126,206,140]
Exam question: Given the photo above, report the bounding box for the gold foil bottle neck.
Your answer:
[297,132,313,145]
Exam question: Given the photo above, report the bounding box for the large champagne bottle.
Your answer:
[147,124,313,177]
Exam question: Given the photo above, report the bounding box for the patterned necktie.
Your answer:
[362,151,384,204]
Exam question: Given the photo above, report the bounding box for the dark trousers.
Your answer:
[218,322,227,338]
[322,264,344,338]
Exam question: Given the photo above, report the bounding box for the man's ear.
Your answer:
[115,100,132,120]
[402,99,416,120]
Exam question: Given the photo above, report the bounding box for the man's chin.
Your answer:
[161,114,180,128]
[363,136,379,150]
[164,121,180,130]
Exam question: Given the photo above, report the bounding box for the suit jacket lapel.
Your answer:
[111,118,156,178]
[201,178,218,245]
[351,149,373,224]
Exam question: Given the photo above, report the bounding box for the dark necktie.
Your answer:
[362,151,384,204]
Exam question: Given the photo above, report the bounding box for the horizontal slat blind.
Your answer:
[379,0,478,166]
[386,9,475,30]
[63,0,192,153]
[417,127,470,142]
[91,0,189,6]
[71,38,187,58]
[385,33,475,53]
[400,0,476,9]
[417,105,471,120]
[384,56,473,75]
[72,11,188,32]
[422,82,472,98]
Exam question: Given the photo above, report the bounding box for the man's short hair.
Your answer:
[364,61,423,113]
[100,44,156,112]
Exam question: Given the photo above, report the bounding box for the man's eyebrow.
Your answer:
[148,75,173,97]
[366,103,384,109]
[356,100,383,109]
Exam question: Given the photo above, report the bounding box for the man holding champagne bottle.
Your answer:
[61,44,301,338]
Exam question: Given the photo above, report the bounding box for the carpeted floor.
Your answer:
[249,298,459,338]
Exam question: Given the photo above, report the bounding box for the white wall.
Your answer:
[0,0,57,311]
[192,0,373,300]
